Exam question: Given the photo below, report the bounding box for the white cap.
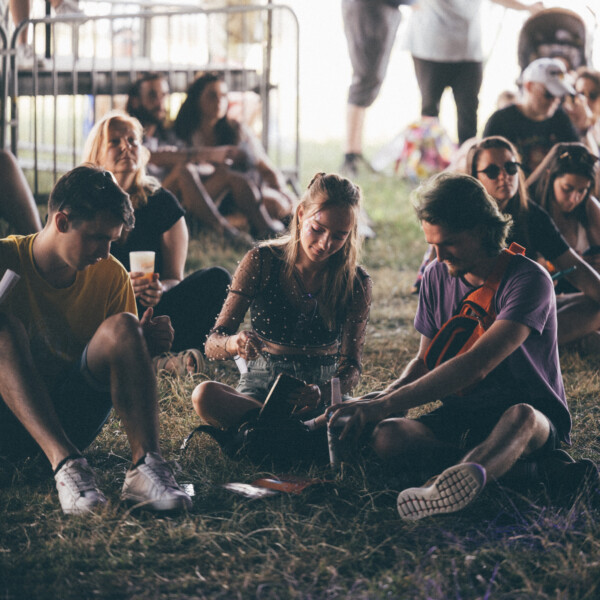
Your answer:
[522,58,576,97]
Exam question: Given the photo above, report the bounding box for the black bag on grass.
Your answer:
[181,414,328,469]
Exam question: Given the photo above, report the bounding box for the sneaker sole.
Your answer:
[121,493,192,512]
[61,497,107,515]
[397,463,486,521]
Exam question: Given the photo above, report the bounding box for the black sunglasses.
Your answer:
[477,161,521,179]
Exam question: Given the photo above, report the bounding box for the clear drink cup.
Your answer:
[129,251,155,282]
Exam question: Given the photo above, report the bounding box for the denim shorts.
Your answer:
[236,353,342,405]
[0,346,113,461]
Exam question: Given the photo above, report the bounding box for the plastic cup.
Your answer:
[129,251,155,281]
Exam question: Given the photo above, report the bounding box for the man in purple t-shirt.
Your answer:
[329,172,597,521]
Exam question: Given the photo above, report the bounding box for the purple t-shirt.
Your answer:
[415,254,571,443]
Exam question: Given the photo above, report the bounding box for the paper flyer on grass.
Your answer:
[0,269,20,304]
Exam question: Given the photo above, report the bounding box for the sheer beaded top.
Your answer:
[212,246,372,355]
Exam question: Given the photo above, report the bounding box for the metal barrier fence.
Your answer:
[0,23,7,150]
[0,2,299,197]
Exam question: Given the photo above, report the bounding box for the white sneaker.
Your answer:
[15,44,50,70]
[397,463,486,521]
[54,457,108,515]
[121,452,192,511]
[53,0,84,16]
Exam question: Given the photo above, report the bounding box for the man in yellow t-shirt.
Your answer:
[0,165,191,515]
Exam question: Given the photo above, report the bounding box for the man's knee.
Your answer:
[206,266,232,291]
[372,418,412,459]
[94,312,144,354]
[191,381,221,418]
[0,312,27,345]
[499,403,538,433]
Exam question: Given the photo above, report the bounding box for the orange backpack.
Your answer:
[424,242,526,371]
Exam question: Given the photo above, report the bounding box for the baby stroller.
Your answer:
[518,7,593,71]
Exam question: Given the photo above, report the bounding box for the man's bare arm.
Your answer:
[380,319,531,415]
[328,320,532,436]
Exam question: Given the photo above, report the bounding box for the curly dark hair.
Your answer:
[49,164,134,229]
[413,172,512,257]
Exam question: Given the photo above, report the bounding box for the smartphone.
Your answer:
[258,373,307,421]
[583,246,600,257]
[551,266,576,281]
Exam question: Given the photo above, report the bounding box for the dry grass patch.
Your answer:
[1,145,600,599]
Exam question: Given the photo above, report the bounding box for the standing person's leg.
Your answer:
[412,57,448,121]
[341,0,401,173]
[154,267,231,353]
[450,61,483,145]
[9,0,30,47]
[0,150,43,234]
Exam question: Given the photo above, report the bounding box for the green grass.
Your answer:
[1,142,600,599]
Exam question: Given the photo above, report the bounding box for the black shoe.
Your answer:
[539,450,600,506]
[339,153,374,178]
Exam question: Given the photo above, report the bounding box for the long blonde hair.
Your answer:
[82,111,160,209]
[264,172,363,329]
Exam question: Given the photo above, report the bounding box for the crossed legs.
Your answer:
[163,162,246,239]
[192,380,261,429]
[374,403,551,519]
[373,403,550,483]
[203,165,284,237]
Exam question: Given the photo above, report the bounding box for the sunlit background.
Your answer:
[285,0,599,148]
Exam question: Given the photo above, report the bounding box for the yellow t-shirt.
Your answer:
[0,234,137,389]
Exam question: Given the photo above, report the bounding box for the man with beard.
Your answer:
[126,73,253,243]
[126,73,180,179]
[328,172,597,520]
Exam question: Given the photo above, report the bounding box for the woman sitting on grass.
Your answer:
[192,172,372,433]
[83,111,231,374]
[467,136,600,348]
[527,142,600,267]
[173,73,295,239]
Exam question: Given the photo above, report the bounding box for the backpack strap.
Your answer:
[462,242,526,315]
[424,243,526,373]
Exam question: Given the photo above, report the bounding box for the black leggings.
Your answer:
[147,266,231,353]
[412,57,483,145]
